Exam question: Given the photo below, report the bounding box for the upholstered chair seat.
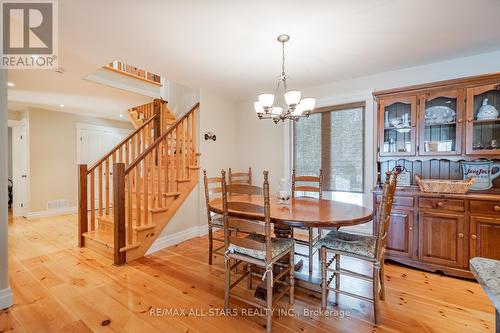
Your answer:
[315,230,376,259]
[228,234,295,260]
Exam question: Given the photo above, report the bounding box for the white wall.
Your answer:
[153,88,239,246]
[164,81,200,117]
[0,69,13,309]
[27,107,133,214]
[235,49,500,210]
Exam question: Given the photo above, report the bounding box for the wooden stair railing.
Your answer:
[78,112,160,247]
[128,99,176,132]
[79,102,200,265]
[115,102,199,263]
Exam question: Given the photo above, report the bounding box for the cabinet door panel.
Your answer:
[418,212,465,268]
[466,83,500,155]
[386,210,413,258]
[470,216,500,260]
[418,89,464,156]
[378,96,417,157]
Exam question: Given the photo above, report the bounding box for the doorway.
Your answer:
[8,120,28,218]
[76,123,132,209]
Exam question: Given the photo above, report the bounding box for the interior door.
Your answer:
[77,125,130,210]
[12,125,27,217]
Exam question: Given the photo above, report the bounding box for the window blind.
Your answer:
[293,104,364,193]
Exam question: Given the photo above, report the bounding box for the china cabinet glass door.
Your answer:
[419,89,463,155]
[466,83,500,154]
[379,96,417,156]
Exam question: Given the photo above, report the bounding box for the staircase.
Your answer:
[127,99,177,130]
[78,99,200,264]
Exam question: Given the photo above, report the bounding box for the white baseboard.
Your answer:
[0,287,13,310]
[146,224,208,255]
[26,206,77,220]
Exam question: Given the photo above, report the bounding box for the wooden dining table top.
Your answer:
[208,195,374,228]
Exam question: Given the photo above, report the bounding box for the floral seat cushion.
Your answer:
[228,234,294,260]
[315,230,376,258]
[210,213,224,227]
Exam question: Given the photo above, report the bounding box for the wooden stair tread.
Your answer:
[119,242,141,252]
[83,230,113,247]
[133,224,156,232]
[162,192,181,197]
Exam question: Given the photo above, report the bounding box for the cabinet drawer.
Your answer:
[419,198,464,212]
[376,195,413,207]
[470,201,500,215]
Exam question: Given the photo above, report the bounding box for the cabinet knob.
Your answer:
[471,234,477,240]
[457,119,463,123]
[493,205,500,211]
[458,233,464,238]
[437,201,444,207]
[467,118,473,122]
[409,226,413,231]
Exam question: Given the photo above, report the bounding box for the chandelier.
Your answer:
[254,34,316,123]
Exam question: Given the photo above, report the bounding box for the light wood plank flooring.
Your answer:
[0,214,496,332]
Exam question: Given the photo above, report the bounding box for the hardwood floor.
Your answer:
[0,214,496,332]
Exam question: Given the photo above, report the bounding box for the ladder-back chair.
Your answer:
[203,170,225,265]
[228,167,252,185]
[291,169,323,274]
[317,170,398,324]
[222,170,295,332]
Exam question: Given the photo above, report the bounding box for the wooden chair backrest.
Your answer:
[228,167,252,185]
[222,170,272,262]
[291,169,323,199]
[203,170,223,224]
[375,170,399,262]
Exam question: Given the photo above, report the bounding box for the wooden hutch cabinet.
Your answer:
[373,73,500,279]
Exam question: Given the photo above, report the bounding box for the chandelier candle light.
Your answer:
[254,34,316,123]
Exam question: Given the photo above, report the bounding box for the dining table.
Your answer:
[209,195,374,293]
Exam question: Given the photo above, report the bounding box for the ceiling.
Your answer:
[8,0,500,116]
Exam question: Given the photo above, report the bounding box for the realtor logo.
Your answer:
[1,0,58,69]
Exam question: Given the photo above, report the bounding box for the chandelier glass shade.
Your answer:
[254,34,316,123]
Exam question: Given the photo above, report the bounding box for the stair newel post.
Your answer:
[153,98,162,140]
[78,164,88,247]
[113,163,126,265]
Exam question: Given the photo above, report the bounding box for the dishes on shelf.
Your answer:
[424,140,453,152]
[389,113,411,132]
[476,98,499,120]
[424,105,456,125]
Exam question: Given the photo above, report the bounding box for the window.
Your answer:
[293,102,365,203]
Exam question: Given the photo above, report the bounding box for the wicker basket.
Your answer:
[415,175,475,194]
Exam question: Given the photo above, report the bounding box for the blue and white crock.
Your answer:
[461,161,500,190]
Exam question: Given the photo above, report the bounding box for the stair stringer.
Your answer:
[125,171,199,261]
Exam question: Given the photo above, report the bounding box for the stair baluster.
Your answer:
[78,102,200,265]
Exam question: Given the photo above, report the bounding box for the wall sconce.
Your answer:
[204,132,216,141]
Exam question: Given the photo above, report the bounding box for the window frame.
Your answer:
[291,101,366,194]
